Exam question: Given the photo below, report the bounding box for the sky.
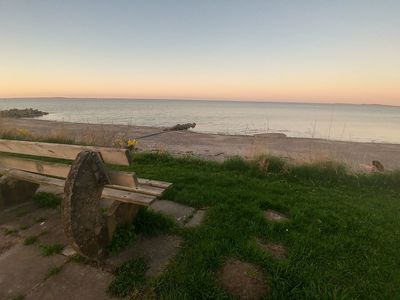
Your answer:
[0,0,399,105]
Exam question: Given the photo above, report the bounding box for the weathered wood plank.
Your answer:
[0,139,130,166]
[0,155,69,177]
[0,156,169,196]
[5,169,156,206]
[137,178,172,189]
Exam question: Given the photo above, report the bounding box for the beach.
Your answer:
[2,117,400,171]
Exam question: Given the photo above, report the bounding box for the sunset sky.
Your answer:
[1,0,399,105]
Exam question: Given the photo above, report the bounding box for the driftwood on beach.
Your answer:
[164,122,196,132]
[0,108,48,118]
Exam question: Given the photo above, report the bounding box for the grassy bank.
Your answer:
[2,149,400,299]
[122,154,399,299]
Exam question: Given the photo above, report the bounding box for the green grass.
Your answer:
[107,224,136,256]
[108,257,148,297]
[1,149,400,299]
[40,243,64,256]
[45,266,62,279]
[24,235,38,245]
[2,227,18,235]
[122,153,399,299]
[33,192,61,209]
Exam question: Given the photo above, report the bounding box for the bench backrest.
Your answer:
[0,139,130,166]
[0,138,170,195]
[0,139,133,186]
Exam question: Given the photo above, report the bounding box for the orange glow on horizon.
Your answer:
[1,73,399,106]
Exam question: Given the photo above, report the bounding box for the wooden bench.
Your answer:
[0,139,172,259]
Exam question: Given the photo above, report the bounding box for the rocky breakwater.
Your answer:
[0,108,49,118]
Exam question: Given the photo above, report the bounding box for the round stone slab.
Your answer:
[216,258,269,299]
[264,209,289,222]
[62,151,110,260]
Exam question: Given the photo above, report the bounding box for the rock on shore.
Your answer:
[0,108,48,118]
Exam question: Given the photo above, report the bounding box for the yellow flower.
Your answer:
[127,139,138,148]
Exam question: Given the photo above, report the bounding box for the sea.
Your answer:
[0,98,399,144]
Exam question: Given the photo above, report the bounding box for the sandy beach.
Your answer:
[1,117,400,171]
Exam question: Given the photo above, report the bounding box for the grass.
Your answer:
[33,192,61,209]
[2,227,18,235]
[108,257,148,298]
[45,266,62,279]
[24,235,39,245]
[40,243,64,256]
[121,153,399,299]
[107,224,136,256]
[1,148,400,298]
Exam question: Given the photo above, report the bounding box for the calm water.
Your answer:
[1,98,399,144]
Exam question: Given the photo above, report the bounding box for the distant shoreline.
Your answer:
[1,117,400,171]
[0,97,398,108]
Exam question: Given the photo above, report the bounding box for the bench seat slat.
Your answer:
[0,156,170,196]
[6,169,156,206]
[0,139,130,166]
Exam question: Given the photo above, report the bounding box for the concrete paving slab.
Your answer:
[264,209,289,222]
[185,209,207,228]
[61,245,77,257]
[107,235,182,277]
[18,209,59,237]
[0,229,20,256]
[150,200,195,224]
[0,202,37,226]
[3,207,57,234]
[25,262,114,300]
[36,184,64,196]
[0,244,68,300]
[23,212,70,246]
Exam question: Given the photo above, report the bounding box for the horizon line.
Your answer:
[1,96,399,108]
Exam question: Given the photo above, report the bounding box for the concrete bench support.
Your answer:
[62,151,111,259]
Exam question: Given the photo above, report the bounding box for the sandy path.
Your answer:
[1,118,400,170]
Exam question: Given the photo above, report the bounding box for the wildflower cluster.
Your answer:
[112,137,138,151]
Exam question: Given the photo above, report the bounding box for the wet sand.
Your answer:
[1,118,400,170]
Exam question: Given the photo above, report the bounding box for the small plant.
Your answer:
[10,295,25,300]
[107,224,136,256]
[112,136,138,151]
[19,224,30,230]
[112,136,127,148]
[70,254,87,264]
[107,257,148,297]
[15,128,33,139]
[2,228,18,235]
[45,266,61,279]
[24,235,38,245]
[40,243,64,256]
[127,138,138,151]
[33,192,61,209]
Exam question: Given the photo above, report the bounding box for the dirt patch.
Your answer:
[216,258,268,299]
[256,238,287,259]
[264,209,289,222]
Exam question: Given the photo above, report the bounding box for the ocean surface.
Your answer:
[1,98,399,144]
